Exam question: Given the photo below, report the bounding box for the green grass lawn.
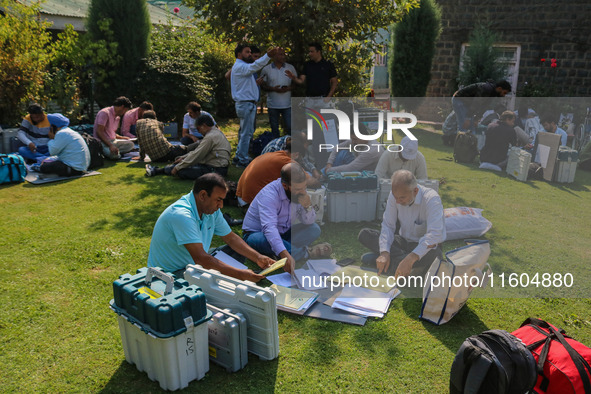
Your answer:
[1,118,591,392]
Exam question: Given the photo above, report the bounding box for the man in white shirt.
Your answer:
[260,48,297,138]
[323,131,384,174]
[375,136,428,180]
[231,44,277,168]
[358,170,446,283]
[181,101,216,145]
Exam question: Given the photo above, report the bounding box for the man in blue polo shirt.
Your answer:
[147,173,274,282]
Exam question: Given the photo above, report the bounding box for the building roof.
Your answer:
[18,0,193,29]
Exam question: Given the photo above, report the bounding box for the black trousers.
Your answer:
[163,164,228,180]
[40,160,84,177]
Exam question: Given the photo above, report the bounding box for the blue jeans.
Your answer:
[452,97,473,132]
[243,222,321,261]
[268,107,292,138]
[235,101,257,165]
[18,144,49,161]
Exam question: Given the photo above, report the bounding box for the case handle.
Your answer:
[145,267,174,295]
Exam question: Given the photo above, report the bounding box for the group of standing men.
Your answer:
[230,42,337,167]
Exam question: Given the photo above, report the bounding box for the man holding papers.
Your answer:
[147,173,275,282]
[358,170,446,280]
[242,163,331,273]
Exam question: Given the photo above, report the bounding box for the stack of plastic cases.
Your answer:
[327,170,378,191]
[207,304,248,372]
[184,264,279,360]
[553,146,578,183]
[506,147,532,182]
[327,189,377,222]
[110,267,211,391]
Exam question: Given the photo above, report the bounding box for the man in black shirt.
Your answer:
[452,80,511,132]
[479,110,517,168]
[287,42,338,99]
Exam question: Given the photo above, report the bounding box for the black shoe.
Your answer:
[223,213,243,226]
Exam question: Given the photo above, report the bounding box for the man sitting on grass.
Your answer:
[147,173,275,282]
[133,110,192,162]
[145,115,231,179]
[323,130,384,174]
[479,110,518,170]
[242,163,331,273]
[375,136,428,181]
[236,137,316,205]
[358,170,445,290]
[32,114,90,177]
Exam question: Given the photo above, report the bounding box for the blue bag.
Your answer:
[0,154,26,184]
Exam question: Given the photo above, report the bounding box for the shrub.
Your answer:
[458,25,508,87]
[389,0,442,99]
[87,0,151,106]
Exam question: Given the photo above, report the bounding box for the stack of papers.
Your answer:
[332,286,400,318]
[270,284,318,315]
[292,259,340,291]
[260,258,287,276]
[212,250,248,270]
[329,266,397,293]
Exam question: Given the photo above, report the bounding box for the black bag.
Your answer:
[450,329,537,394]
[79,132,104,170]
[249,131,275,158]
[223,180,239,207]
[453,131,479,163]
[528,162,544,180]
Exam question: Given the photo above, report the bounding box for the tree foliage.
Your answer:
[184,0,419,96]
[0,1,53,124]
[389,0,441,98]
[458,25,508,87]
[87,0,151,105]
[134,20,235,122]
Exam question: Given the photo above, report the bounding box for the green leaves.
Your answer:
[458,25,508,87]
[0,0,53,124]
[390,0,442,101]
[185,0,419,96]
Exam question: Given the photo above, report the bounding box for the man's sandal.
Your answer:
[308,242,333,259]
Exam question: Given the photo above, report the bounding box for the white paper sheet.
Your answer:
[306,259,340,276]
[266,272,294,287]
[212,250,248,270]
[332,286,400,317]
[324,119,339,147]
[537,144,551,168]
[294,268,327,290]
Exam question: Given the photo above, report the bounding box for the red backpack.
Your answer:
[512,318,591,393]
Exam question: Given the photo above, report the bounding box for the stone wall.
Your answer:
[426,0,591,97]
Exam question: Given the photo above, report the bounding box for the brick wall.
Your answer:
[426,0,591,97]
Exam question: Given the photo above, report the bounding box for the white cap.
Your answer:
[400,136,418,160]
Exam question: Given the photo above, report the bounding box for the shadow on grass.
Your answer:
[86,199,176,237]
[401,298,489,354]
[101,358,279,393]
